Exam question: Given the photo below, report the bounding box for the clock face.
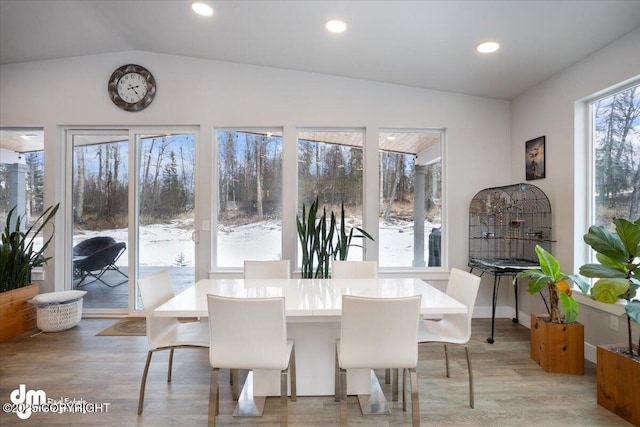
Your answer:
[108,64,156,111]
[116,72,149,104]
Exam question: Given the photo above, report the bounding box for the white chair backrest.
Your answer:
[244,260,291,279]
[138,269,177,347]
[443,268,481,341]
[331,260,377,279]
[207,295,288,370]
[339,295,421,369]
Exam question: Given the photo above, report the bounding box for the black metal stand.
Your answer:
[470,266,520,344]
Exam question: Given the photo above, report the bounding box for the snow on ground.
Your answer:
[71,219,440,268]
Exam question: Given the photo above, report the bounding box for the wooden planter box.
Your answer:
[597,344,640,426]
[530,314,584,374]
[0,284,39,342]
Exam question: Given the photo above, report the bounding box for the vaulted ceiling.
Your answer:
[2,0,640,101]
[2,1,640,153]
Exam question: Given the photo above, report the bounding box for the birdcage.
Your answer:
[468,182,553,343]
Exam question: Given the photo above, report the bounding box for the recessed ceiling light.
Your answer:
[325,19,347,33]
[192,2,213,17]
[477,41,500,54]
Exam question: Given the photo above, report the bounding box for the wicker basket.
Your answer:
[36,298,83,332]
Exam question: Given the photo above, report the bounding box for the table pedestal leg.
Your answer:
[357,370,391,415]
[233,371,266,417]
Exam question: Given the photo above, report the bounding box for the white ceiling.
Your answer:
[1,0,640,101]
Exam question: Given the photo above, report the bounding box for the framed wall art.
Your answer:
[525,136,545,180]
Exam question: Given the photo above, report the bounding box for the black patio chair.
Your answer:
[73,237,116,277]
[73,236,116,257]
[74,241,128,288]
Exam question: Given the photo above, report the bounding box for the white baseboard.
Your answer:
[584,342,597,364]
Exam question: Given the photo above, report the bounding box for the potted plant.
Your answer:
[296,198,373,278]
[517,245,589,374]
[580,218,640,425]
[0,203,59,342]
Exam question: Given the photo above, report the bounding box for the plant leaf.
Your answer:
[566,273,590,294]
[517,269,550,294]
[579,262,626,279]
[583,224,628,264]
[591,278,630,303]
[625,300,640,324]
[613,218,640,258]
[535,245,561,280]
[559,292,579,323]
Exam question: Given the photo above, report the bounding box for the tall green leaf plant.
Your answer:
[297,198,374,278]
[0,203,59,292]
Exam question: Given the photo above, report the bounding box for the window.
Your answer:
[591,83,640,228]
[67,128,197,313]
[378,130,443,267]
[297,128,365,265]
[0,128,44,241]
[216,129,283,267]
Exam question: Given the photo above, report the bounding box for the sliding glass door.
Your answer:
[134,132,196,310]
[68,129,197,314]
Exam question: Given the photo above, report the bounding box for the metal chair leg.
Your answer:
[385,368,391,384]
[137,350,154,415]
[340,368,348,426]
[392,368,399,401]
[334,344,340,402]
[231,369,239,401]
[167,348,175,382]
[444,344,450,377]
[409,368,420,427]
[465,345,475,408]
[208,368,219,427]
[289,343,297,401]
[280,368,288,426]
[402,368,408,411]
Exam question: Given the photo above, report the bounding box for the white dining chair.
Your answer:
[244,259,291,279]
[207,295,296,427]
[330,260,394,385]
[137,269,209,415]
[331,260,377,279]
[336,294,422,426]
[418,267,481,408]
[236,260,291,390]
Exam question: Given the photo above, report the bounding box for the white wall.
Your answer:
[0,51,511,316]
[510,28,640,360]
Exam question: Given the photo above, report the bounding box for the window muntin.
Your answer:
[216,129,283,267]
[378,130,443,267]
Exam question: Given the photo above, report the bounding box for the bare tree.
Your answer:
[75,147,85,221]
[256,136,264,219]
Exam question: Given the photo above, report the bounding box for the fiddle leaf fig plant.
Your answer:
[517,245,589,324]
[580,218,640,357]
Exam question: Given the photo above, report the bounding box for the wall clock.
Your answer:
[108,64,156,111]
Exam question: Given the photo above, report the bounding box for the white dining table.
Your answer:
[154,277,466,415]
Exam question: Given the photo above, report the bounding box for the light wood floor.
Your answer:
[0,318,632,426]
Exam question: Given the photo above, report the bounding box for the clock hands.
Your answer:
[128,83,141,96]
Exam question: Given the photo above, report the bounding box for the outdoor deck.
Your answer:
[75,266,195,310]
